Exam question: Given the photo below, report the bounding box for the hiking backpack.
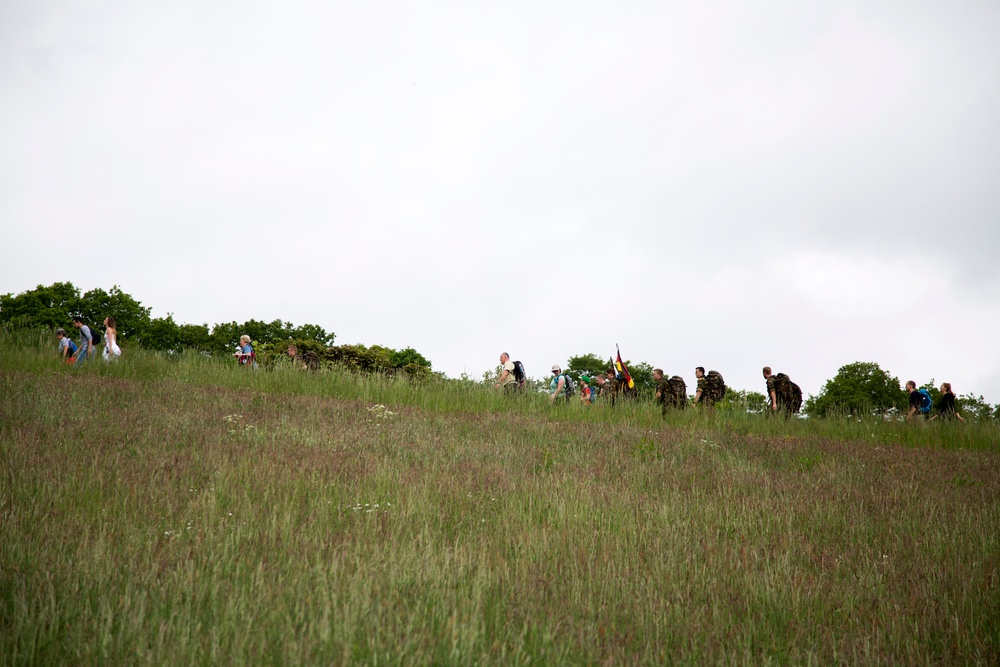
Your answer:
[512,360,526,387]
[917,388,933,414]
[668,376,688,408]
[772,373,803,413]
[706,370,726,401]
[789,381,803,414]
[90,328,102,346]
[563,374,576,397]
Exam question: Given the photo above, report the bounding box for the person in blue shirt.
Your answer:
[72,317,92,367]
[234,335,255,368]
[56,328,77,362]
[549,364,569,403]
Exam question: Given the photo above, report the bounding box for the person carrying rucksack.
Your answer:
[763,366,803,415]
[693,367,712,407]
[694,367,726,408]
[548,364,573,403]
[234,335,256,369]
[667,374,688,410]
[764,367,778,412]
[495,352,524,392]
[56,328,78,363]
[71,316,94,367]
[601,368,621,407]
[653,369,673,417]
[593,374,607,401]
[905,380,932,421]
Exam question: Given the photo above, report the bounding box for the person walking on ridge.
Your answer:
[693,367,711,407]
[72,316,93,368]
[496,352,518,392]
[763,367,778,413]
[930,382,966,422]
[549,365,570,403]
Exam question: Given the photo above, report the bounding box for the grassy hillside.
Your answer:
[2,336,998,664]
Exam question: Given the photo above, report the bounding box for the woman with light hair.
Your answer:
[234,335,255,367]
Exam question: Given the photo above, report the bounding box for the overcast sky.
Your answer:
[3,0,999,403]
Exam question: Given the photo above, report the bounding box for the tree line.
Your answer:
[0,282,431,376]
[3,282,997,420]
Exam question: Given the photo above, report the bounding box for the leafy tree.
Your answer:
[289,323,335,346]
[142,316,184,352]
[390,347,431,369]
[565,353,613,382]
[803,362,907,417]
[140,315,212,353]
[2,282,339,358]
[957,393,995,421]
[718,389,768,413]
[78,286,152,340]
[210,319,335,355]
[627,361,656,396]
[177,323,213,351]
[1,282,153,341]
[0,282,83,330]
[365,345,397,371]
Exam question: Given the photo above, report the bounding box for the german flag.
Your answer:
[615,345,635,389]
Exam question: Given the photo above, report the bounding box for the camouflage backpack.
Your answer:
[668,375,688,408]
[772,373,803,413]
[303,351,320,371]
[706,370,726,402]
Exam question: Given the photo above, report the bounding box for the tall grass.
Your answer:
[2,332,998,664]
[4,330,996,451]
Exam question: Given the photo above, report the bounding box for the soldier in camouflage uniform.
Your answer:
[653,369,671,417]
[287,344,320,371]
[602,368,621,407]
[763,367,778,413]
[286,345,306,370]
[693,366,713,407]
[763,366,803,415]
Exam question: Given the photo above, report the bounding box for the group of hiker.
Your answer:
[231,339,320,371]
[55,316,121,367]
[906,380,965,422]
[494,353,967,421]
[494,353,783,413]
[55,331,967,421]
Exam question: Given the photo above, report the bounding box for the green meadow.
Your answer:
[2,335,998,665]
